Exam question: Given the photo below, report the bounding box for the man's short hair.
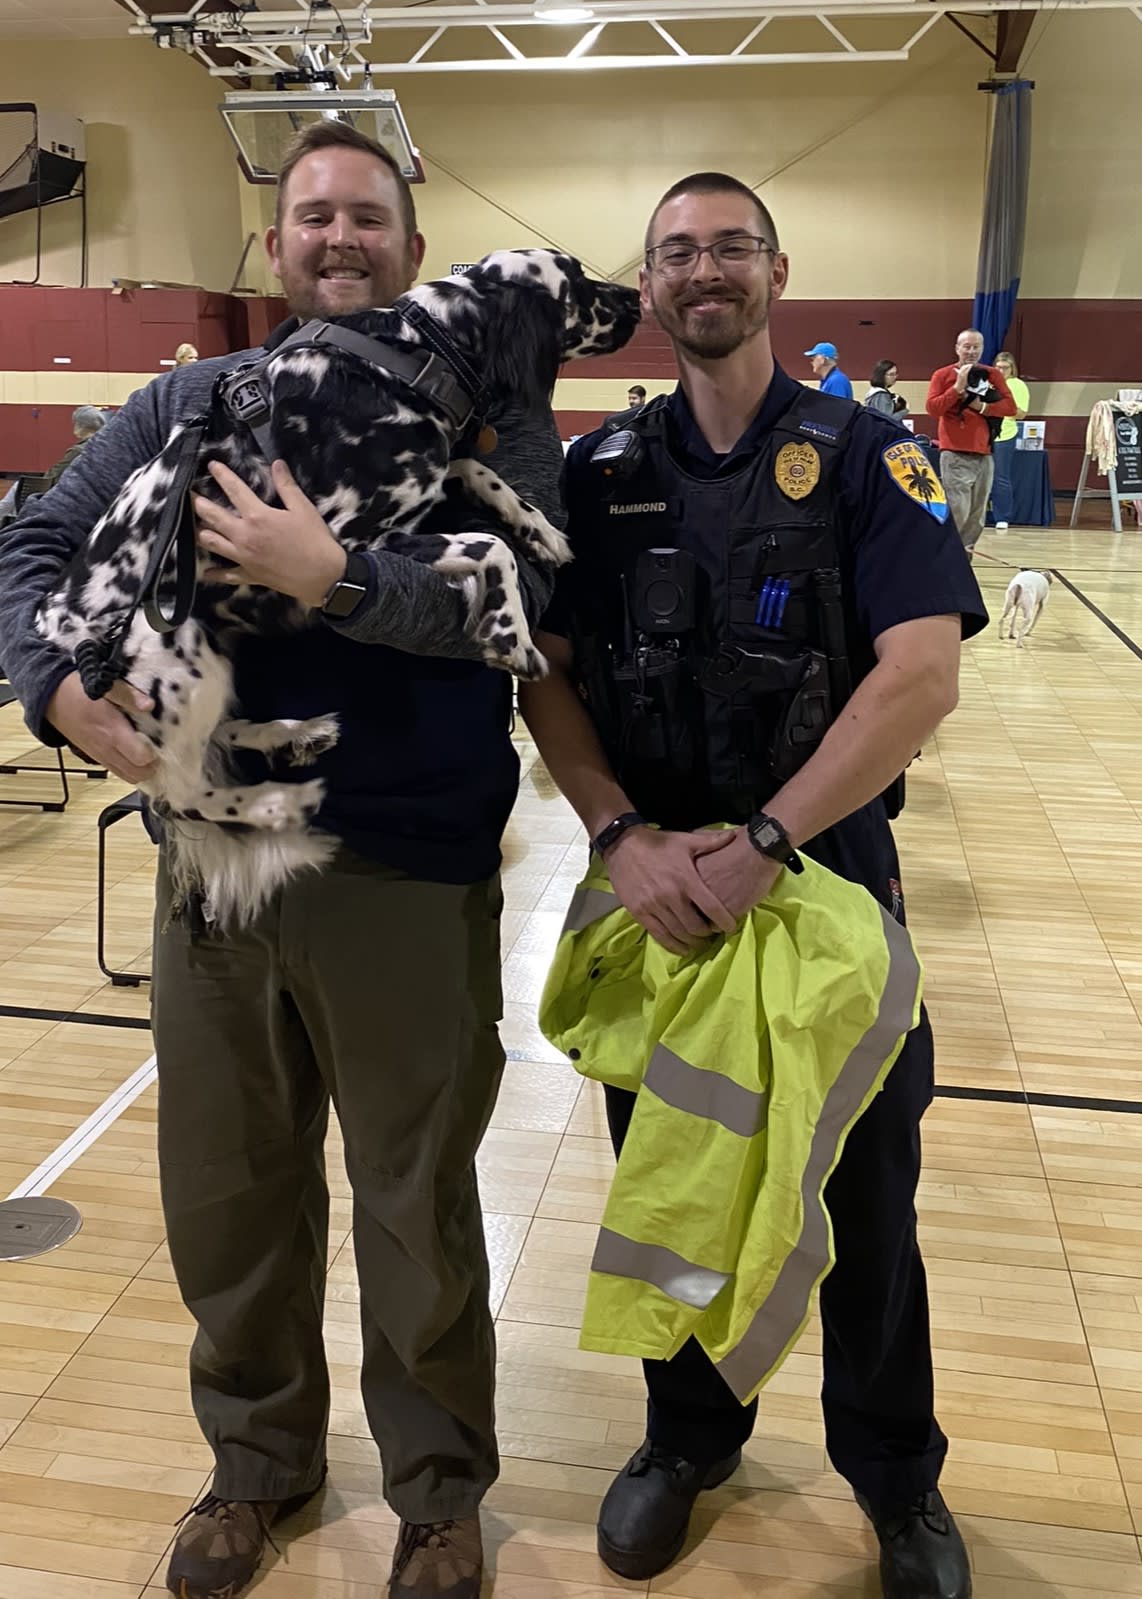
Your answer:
[72,405,105,436]
[645,172,779,254]
[275,120,418,240]
[628,384,647,401]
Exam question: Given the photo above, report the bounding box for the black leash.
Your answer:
[76,418,209,700]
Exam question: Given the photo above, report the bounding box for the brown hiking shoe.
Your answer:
[389,1517,483,1597]
[166,1474,325,1599]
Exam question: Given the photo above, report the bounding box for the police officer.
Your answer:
[519,171,986,1598]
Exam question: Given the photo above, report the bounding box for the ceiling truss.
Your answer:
[121,0,1142,75]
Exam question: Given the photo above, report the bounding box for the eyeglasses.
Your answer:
[645,235,775,279]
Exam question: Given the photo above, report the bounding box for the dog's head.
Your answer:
[412,249,641,409]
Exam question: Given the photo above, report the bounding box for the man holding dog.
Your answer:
[0,122,563,1599]
[520,172,985,1597]
[927,329,1016,556]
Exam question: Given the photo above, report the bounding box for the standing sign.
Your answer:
[1115,413,1142,497]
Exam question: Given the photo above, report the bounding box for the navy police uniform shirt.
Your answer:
[544,363,988,916]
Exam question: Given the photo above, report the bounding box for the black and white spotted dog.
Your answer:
[37,248,640,925]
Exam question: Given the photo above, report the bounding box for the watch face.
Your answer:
[752,819,779,849]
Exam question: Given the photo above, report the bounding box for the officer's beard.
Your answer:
[654,283,771,361]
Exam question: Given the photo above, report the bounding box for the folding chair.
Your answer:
[0,679,69,811]
[96,790,151,986]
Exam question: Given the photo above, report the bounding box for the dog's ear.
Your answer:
[481,289,564,410]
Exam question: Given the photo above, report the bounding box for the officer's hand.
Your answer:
[953,363,973,394]
[44,670,157,785]
[605,827,737,955]
[968,397,986,414]
[695,827,783,920]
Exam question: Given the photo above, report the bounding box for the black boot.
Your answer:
[597,1439,742,1580]
[856,1489,972,1598]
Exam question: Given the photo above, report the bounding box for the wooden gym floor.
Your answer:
[1,526,1142,1598]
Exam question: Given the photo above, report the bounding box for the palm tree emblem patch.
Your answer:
[882,442,949,522]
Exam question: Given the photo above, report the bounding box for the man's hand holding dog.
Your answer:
[196,459,347,609]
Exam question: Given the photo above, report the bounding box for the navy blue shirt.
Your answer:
[546,366,988,911]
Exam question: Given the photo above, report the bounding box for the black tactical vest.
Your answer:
[570,385,868,826]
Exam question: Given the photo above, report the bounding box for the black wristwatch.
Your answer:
[320,551,370,620]
[746,812,804,874]
[592,811,647,858]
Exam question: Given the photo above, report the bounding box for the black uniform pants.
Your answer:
[603,1006,948,1512]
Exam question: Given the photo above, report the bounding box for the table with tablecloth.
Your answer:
[912,436,1054,528]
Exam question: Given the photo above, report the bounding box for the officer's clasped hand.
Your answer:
[605,827,738,956]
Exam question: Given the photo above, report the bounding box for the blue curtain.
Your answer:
[972,81,1033,363]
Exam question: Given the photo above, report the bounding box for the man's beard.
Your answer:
[654,285,770,360]
[276,253,412,321]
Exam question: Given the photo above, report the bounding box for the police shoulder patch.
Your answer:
[881,441,949,523]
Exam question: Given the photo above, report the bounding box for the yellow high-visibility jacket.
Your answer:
[539,852,922,1405]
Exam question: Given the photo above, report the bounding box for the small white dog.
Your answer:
[1000,569,1052,646]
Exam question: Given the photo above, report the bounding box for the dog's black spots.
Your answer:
[37,247,639,907]
[204,790,214,798]
[226,806,238,817]
[182,808,204,821]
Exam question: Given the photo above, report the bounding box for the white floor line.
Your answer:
[5,1054,157,1201]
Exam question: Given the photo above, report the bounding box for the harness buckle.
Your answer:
[221,372,271,429]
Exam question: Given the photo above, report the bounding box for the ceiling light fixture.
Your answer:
[534,0,597,22]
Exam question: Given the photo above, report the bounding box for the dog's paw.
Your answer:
[245,780,325,831]
[520,519,572,568]
[287,715,340,766]
[482,634,547,680]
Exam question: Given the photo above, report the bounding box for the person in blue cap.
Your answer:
[806,340,853,399]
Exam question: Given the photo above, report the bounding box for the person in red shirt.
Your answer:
[927,329,1015,557]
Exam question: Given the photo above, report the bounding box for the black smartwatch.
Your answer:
[320,551,370,620]
[591,811,647,858]
[746,812,804,874]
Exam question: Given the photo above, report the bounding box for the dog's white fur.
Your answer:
[1000,569,1052,646]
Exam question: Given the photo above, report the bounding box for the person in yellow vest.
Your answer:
[519,172,985,1599]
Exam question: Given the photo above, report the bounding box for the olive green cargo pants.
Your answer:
[151,848,505,1522]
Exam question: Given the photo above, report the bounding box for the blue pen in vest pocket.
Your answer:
[539,846,923,1405]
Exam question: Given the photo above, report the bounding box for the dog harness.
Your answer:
[217,302,484,461]
[74,304,485,702]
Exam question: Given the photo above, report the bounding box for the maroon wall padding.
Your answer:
[0,285,234,372]
[1,288,1135,491]
[565,301,1142,387]
[0,403,113,474]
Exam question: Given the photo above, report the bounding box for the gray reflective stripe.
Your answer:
[645,1043,767,1138]
[593,1227,730,1311]
[715,905,921,1401]
[562,883,619,935]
